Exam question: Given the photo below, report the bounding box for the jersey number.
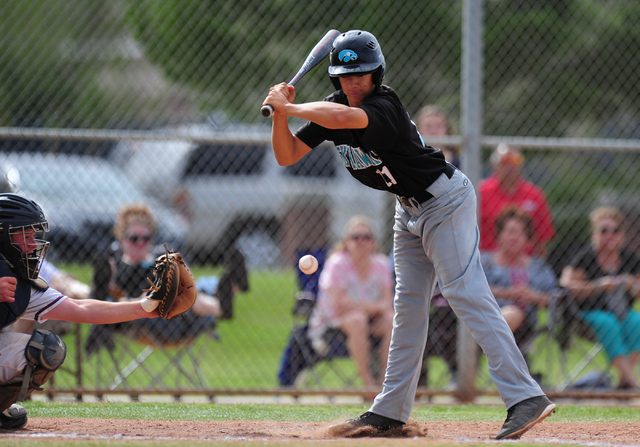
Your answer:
[376,166,397,187]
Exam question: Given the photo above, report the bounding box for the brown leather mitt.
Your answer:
[143,243,197,319]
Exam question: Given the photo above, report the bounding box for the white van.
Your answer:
[112,126,389,267]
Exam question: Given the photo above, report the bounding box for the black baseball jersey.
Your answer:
[568,246,640,312]
[295,85,446,198]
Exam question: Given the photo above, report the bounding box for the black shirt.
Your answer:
[295,85,447,198]
[568,245,640,312]
[92,249,155,301]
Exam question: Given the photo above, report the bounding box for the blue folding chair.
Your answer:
[278,248,381,388]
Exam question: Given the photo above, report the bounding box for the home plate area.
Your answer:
[4,419,640,445]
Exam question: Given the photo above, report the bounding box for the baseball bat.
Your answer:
[261,29,341,118]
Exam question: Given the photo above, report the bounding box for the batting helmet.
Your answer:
[0,193,49,280]
[329,30,386,90]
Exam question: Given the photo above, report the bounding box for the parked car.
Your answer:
[111,124,389,267]
[0,152,188,263]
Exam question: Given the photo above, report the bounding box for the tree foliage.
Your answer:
[0,0,637,137]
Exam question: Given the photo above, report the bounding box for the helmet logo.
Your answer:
[339,49,358,63]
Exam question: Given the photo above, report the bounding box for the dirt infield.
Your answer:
[5,418,640,444]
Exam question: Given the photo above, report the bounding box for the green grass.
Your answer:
[50,267,302,391]
[48,263,618,394]
[19,400,640,423]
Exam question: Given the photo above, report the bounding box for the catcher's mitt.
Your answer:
[142,243,197,319]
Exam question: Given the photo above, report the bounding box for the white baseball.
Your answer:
[140,298,160,312]
[298,254,319,275]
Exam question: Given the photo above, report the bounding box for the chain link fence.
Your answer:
[1,0,640,400]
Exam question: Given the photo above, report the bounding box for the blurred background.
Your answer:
[1,0,639,401]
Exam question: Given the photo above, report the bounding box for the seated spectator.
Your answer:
[481,206,558,355]
[415,104,459,167]
[308,215,394,389]
[414,105,460,387]
[560,206,640,389]
[85,203,236,353]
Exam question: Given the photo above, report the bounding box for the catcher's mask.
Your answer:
[329,30,386,90]
[0,193,50,280]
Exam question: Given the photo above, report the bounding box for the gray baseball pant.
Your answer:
[370,168,543,423]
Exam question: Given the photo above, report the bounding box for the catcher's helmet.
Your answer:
[329,30,386,90]
[0,193,49,280]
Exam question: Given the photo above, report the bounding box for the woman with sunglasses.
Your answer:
[560,206,640,389]
[308,215,394,391]
[86,203,221,354]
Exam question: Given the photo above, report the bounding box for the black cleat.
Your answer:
[328,411,404,437]
[496,395,556,440]
[0,404,28,430]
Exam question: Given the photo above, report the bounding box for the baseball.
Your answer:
[140,297,159,312]
[298,254,319,275]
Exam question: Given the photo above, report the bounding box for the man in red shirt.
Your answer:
[479,144,555,257]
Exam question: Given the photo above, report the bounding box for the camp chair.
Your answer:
[503,287,615,394]
[86,276,222,395]
[104,312,218,392]
[277,248,382,389]
[543,290,610,391]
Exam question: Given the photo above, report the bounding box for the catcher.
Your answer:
[0,193,194,430]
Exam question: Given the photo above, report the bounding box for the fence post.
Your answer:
[458,0,484,401]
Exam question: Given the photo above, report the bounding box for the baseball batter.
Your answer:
[0,193,159,430]
[263,30,555,439]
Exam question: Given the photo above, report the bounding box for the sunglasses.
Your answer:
[349,233,374,242]
[597,226,621,235]
[126,234,151,243]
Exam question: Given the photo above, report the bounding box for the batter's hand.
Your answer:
[0,276,18,303]
[263,83,296,115]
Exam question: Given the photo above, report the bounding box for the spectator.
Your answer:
[38,260,91,301]
[0,193,158,430]
[85,203,225,354]
[560,206,640,389]
[414,105,460,388]
[308,215,394,390]
[482,207,558,357]
[415,105,459,167]
[479,144,555,257]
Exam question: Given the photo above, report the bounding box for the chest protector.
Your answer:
[0,260,47,330]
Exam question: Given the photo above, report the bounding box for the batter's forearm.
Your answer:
[284,102,368,129]
[271,115,298,166]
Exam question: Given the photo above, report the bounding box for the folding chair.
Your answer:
[546,291,610,391]
[86,276,223,396]
[277,248,382,389]
[102,314,218,392]
[526,290,611,392]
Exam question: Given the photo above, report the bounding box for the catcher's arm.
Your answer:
[45,297,158,323]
